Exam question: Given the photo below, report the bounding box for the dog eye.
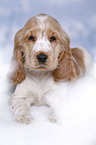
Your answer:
[28,36,35,41]
[50,36,56,42]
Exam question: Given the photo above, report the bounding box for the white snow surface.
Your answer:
[0,61,96,145]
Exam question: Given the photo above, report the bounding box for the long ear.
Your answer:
[52,31,77,82]
[7,29,25,84]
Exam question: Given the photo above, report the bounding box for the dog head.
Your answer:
[9,14,78,84]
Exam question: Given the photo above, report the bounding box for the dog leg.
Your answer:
[9,96,35,124]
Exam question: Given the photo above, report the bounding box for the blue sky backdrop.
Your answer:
[0,0,96,63]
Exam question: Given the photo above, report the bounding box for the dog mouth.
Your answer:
[36,64,47,69]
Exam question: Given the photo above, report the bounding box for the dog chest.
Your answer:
[26,72,55,102]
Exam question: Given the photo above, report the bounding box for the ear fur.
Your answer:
[52,31,77,82]
[71,47,86,76]
[8,29,25,84]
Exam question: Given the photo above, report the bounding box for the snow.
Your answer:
[0,60,96,145]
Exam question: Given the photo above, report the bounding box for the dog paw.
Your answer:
[48,113,57,123]
[14,114,35,124]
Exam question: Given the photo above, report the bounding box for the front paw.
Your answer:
[48,113,57,123]
[14,113,35,124]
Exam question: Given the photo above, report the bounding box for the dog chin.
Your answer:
[25,63,57,72]
[36,65,57,71]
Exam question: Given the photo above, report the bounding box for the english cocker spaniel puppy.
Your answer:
[8,13,92,124]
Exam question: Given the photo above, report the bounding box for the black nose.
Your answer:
[37,53,48,63]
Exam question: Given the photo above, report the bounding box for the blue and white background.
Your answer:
[0,0,96,63]
[0,1,96,145]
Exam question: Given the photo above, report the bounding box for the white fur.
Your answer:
[9,71,58,123]
[36,15,48,31]
[31,37,52,53]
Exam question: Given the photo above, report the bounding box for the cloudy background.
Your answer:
[0,0,96,145]
[0,0,96,63]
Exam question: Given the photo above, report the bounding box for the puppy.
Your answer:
[8,13,92,124]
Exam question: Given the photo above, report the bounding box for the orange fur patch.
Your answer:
[52,48,77,82]
[71,47,85,76]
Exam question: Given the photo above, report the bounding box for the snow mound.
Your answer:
[0,63,96,145]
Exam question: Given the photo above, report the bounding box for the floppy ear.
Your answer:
[8,29,25,84]
[52,31,77,82]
